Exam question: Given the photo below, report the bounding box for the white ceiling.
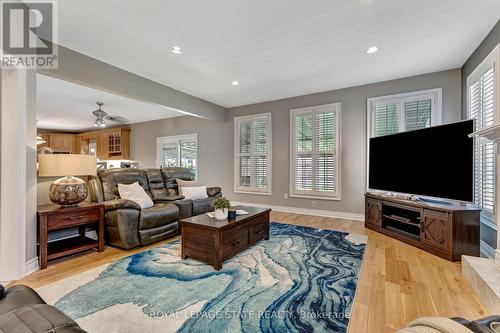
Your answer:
[37,74,184,132]
[58,0,500,108]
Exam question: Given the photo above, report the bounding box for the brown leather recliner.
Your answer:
[0,284,86,332]
[88,167,222,249]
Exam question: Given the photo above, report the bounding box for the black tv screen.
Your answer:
[369,120,474,202]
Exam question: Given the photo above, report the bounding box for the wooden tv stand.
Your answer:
[365,193,480,261]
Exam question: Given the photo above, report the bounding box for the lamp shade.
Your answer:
[38,154,97,177]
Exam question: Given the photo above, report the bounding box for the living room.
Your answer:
[1,1,500,332]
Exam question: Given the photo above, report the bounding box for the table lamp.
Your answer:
[38,154,97,206]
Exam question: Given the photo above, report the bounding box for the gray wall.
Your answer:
[461,19,500,251]
[132,69,462,215]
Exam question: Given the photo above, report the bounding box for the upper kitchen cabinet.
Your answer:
[38,133,76,153]
[76,128,131,160]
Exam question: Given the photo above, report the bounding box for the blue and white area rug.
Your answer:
[38,222,367,333]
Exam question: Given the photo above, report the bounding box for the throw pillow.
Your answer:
[118,182,154,209]
[0,284,4,299]
[180,186,208,200]
[176,179,199,188]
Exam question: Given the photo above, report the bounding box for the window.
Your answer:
[367,89,442,138]
[156,134,198,177]
[290,103,341,200]
[234,113,272,194]
[467,45,499,229]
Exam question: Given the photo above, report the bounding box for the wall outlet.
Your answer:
[284,193,288,199]
[312,201,317,208]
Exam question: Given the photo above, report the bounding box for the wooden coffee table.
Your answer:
[179,206,271,270]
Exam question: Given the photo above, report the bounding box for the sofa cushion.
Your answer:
[180,186,208,200]
[176,179,198,188]
[146,169,169,200]
[98,169,150,201]
[118,182,154,209]
[139,203,178,229]
[161,167,195,195]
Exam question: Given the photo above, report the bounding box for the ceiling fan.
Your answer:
[92,102,127,128]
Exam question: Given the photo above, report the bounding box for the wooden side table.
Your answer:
[37,202,105,269]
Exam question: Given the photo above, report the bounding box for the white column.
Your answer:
[0,69,37,281]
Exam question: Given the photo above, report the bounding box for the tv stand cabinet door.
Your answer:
[421,210,451,252]
[366,198,382,227]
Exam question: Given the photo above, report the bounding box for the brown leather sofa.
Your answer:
[0,284,86,332]
[89,167,221,249]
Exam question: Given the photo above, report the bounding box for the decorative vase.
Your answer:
[214,208,228,220]
[49,176,88,207]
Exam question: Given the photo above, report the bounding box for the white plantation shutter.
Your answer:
[372,103,399,137]
[291,103,341,199]
[404,99,432,131]
[368,89,441,139]
[234,113,272,194]
[161,143,178,167]
[156,134,198,178]
[468,64,496,222]
[180,139,197,176]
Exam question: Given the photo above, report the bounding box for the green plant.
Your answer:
[212,197,231,210]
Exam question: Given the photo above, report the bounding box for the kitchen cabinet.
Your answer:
[76,128,130,160]
[39,133,76,153]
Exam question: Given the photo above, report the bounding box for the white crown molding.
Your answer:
[230,201,364,221]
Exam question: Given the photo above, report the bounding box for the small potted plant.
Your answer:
[212,197,231,220]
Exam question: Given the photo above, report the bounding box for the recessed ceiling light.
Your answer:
[231,80,239,86]
[171,46,183,54]
[366,46,379,54]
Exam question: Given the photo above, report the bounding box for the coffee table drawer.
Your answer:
[47,209,100,230]
[222,234,249,260]
[250,220,269,244]
[222,224,248,246]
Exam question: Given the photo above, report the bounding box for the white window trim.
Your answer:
[366,88,443,192]
[289,103,341,201]
[156,133,198,178]
[466,44,500,124]
[233,113,272,195]
[467,44,500,228]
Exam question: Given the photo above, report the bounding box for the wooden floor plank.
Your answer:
[14,211,488,332]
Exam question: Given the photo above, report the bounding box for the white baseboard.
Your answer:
[480,240,496,259]
[25,257,39,276]
[231,201,364,221]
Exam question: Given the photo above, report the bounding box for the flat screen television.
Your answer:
[368,119,474,202]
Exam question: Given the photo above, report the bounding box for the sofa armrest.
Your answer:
[154,195,185,202]
[207,187,222,197]
[103,199,141,211]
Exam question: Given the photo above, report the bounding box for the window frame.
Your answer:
[466,44,500,231]
[233,112,273,195]
[366,88,443,192]
[289,103,341,201]
[156,133,198,178]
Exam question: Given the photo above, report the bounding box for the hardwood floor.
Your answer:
[16,211,487,332]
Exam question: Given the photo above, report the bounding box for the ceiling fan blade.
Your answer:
[107,115,128,123]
